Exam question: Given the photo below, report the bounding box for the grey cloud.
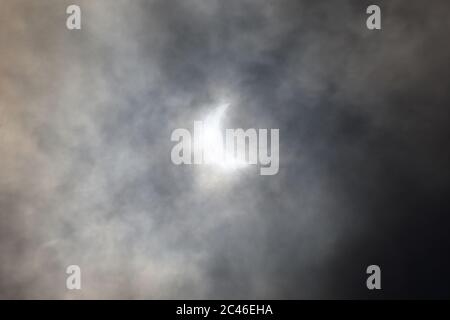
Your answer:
[1,0,449,299]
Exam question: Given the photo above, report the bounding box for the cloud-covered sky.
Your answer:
[1,0,449,299]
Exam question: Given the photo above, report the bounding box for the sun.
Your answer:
[201,103,247,171]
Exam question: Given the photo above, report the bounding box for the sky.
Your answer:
[1,0,450,299]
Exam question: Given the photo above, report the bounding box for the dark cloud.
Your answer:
[0,0,449,299]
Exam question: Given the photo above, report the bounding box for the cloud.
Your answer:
[1,0,449,299]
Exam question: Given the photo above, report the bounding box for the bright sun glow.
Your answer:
[201,103,248,171]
